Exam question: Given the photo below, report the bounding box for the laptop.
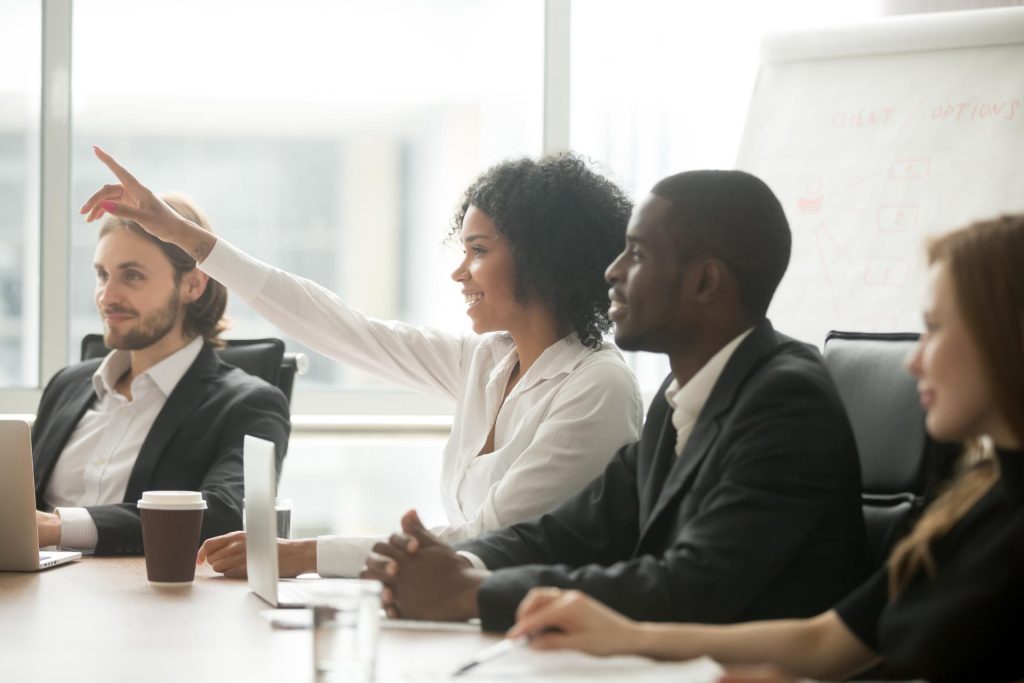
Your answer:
[242,435,480,631]
[0,420,82,571]
[243,434,320,607]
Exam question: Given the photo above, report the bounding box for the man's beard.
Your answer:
[103,288,182,351]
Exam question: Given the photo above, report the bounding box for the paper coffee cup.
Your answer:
[137,491,208,585]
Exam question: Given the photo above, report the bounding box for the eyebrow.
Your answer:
[93,260,150,271]
[462,234,499,244]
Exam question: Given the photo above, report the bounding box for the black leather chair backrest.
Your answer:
[81,334,299,406]
[823,331,929,571]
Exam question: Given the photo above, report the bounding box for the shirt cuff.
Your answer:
[457,551,487,570]
[197,238,271,302]
[315,535,381,578]
[55,507,98,551]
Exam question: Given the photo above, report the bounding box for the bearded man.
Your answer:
[31,195,290,556]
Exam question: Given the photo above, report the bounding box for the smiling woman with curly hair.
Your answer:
[450,153,633,349]
[82,146,643,580]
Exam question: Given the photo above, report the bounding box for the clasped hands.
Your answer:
[359,509,488,622]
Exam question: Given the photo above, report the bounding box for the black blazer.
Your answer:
[458,319,866,632]
[32,342,291,556]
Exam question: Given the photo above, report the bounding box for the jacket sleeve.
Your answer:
[471,366,859,631]
[87,382,291,556]
[455,440,644,630]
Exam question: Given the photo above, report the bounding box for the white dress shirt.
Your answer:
[199,239,644,576]
[44,336,205,551]
[459,326,754,571]
[664,327,754,456]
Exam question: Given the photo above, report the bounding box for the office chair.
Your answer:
[823,331,930,572]
[80,334,306,406]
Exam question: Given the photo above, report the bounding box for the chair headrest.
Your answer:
[217,339,285,387]
[823,331,927,496]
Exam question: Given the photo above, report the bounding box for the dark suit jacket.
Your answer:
[457,319,866,632]
[32,342,291,556]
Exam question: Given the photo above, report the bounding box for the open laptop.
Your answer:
[243,433,320,607]
[243,435,480,631]
[0,420,82,571]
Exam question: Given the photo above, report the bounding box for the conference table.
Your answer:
[0,556,496,682]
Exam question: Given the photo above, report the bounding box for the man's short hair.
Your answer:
[651,170,791,319]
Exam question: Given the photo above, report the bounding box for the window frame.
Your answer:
[0,0,571,420]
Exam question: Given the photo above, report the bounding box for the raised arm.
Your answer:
[81,146,217,263]
[82,146,470,399]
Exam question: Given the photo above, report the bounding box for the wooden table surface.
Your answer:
[0,556,496,682]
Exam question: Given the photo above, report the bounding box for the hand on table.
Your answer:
[36,510,61,548]
[507,587,641,657]
[360,509,486,621]
[79,146,217,262]
[197,530,317,578]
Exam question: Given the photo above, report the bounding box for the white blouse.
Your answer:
[200,240,643,576]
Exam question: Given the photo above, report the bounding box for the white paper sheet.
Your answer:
[401,648,722,682]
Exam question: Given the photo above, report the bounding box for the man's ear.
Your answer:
[181,269,209,304]
[694,259,728,303]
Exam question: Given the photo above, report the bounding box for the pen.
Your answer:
[451,635,529,677]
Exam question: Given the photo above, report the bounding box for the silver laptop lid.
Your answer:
[243,435,280,605]
[0,420,45,571]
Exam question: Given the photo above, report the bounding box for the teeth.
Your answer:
[465,293,483,304]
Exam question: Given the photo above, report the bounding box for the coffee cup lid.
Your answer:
[137,491,208,510]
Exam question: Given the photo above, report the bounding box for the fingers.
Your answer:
[388,531,418,555]
[381,586,399,618]
[368,544,407,577]
[359,566,399,618]
[513,586,564,623]
[93,145,142,189]
[508,589,581,641]
[95,200,146,223]
[200,531,248,577]
[197,531,240,564]
[363,550,400,581]
[525,631,575,651]
[400,509,438,548]
[80,184,123,220]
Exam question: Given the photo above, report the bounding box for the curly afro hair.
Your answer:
[449,153,632,349]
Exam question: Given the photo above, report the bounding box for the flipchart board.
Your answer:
[736,7,1024,346]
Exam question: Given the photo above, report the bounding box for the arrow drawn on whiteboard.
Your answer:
[818,221,854,264]
[810,222,842,317]
[897,98,926,135]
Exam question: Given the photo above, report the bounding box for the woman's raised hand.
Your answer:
[80,146,216,262]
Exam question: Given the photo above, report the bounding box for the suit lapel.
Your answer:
[638,379,678,522]
[122,344,218,502]
[637,320,781,543]
[34,376,98,498]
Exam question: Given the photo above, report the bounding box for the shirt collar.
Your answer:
[498,333,605,389]
[92,336,205,400]
[664,327,755,422]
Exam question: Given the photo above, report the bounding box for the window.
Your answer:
[70,0,544,395]
[0,0,41,388]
